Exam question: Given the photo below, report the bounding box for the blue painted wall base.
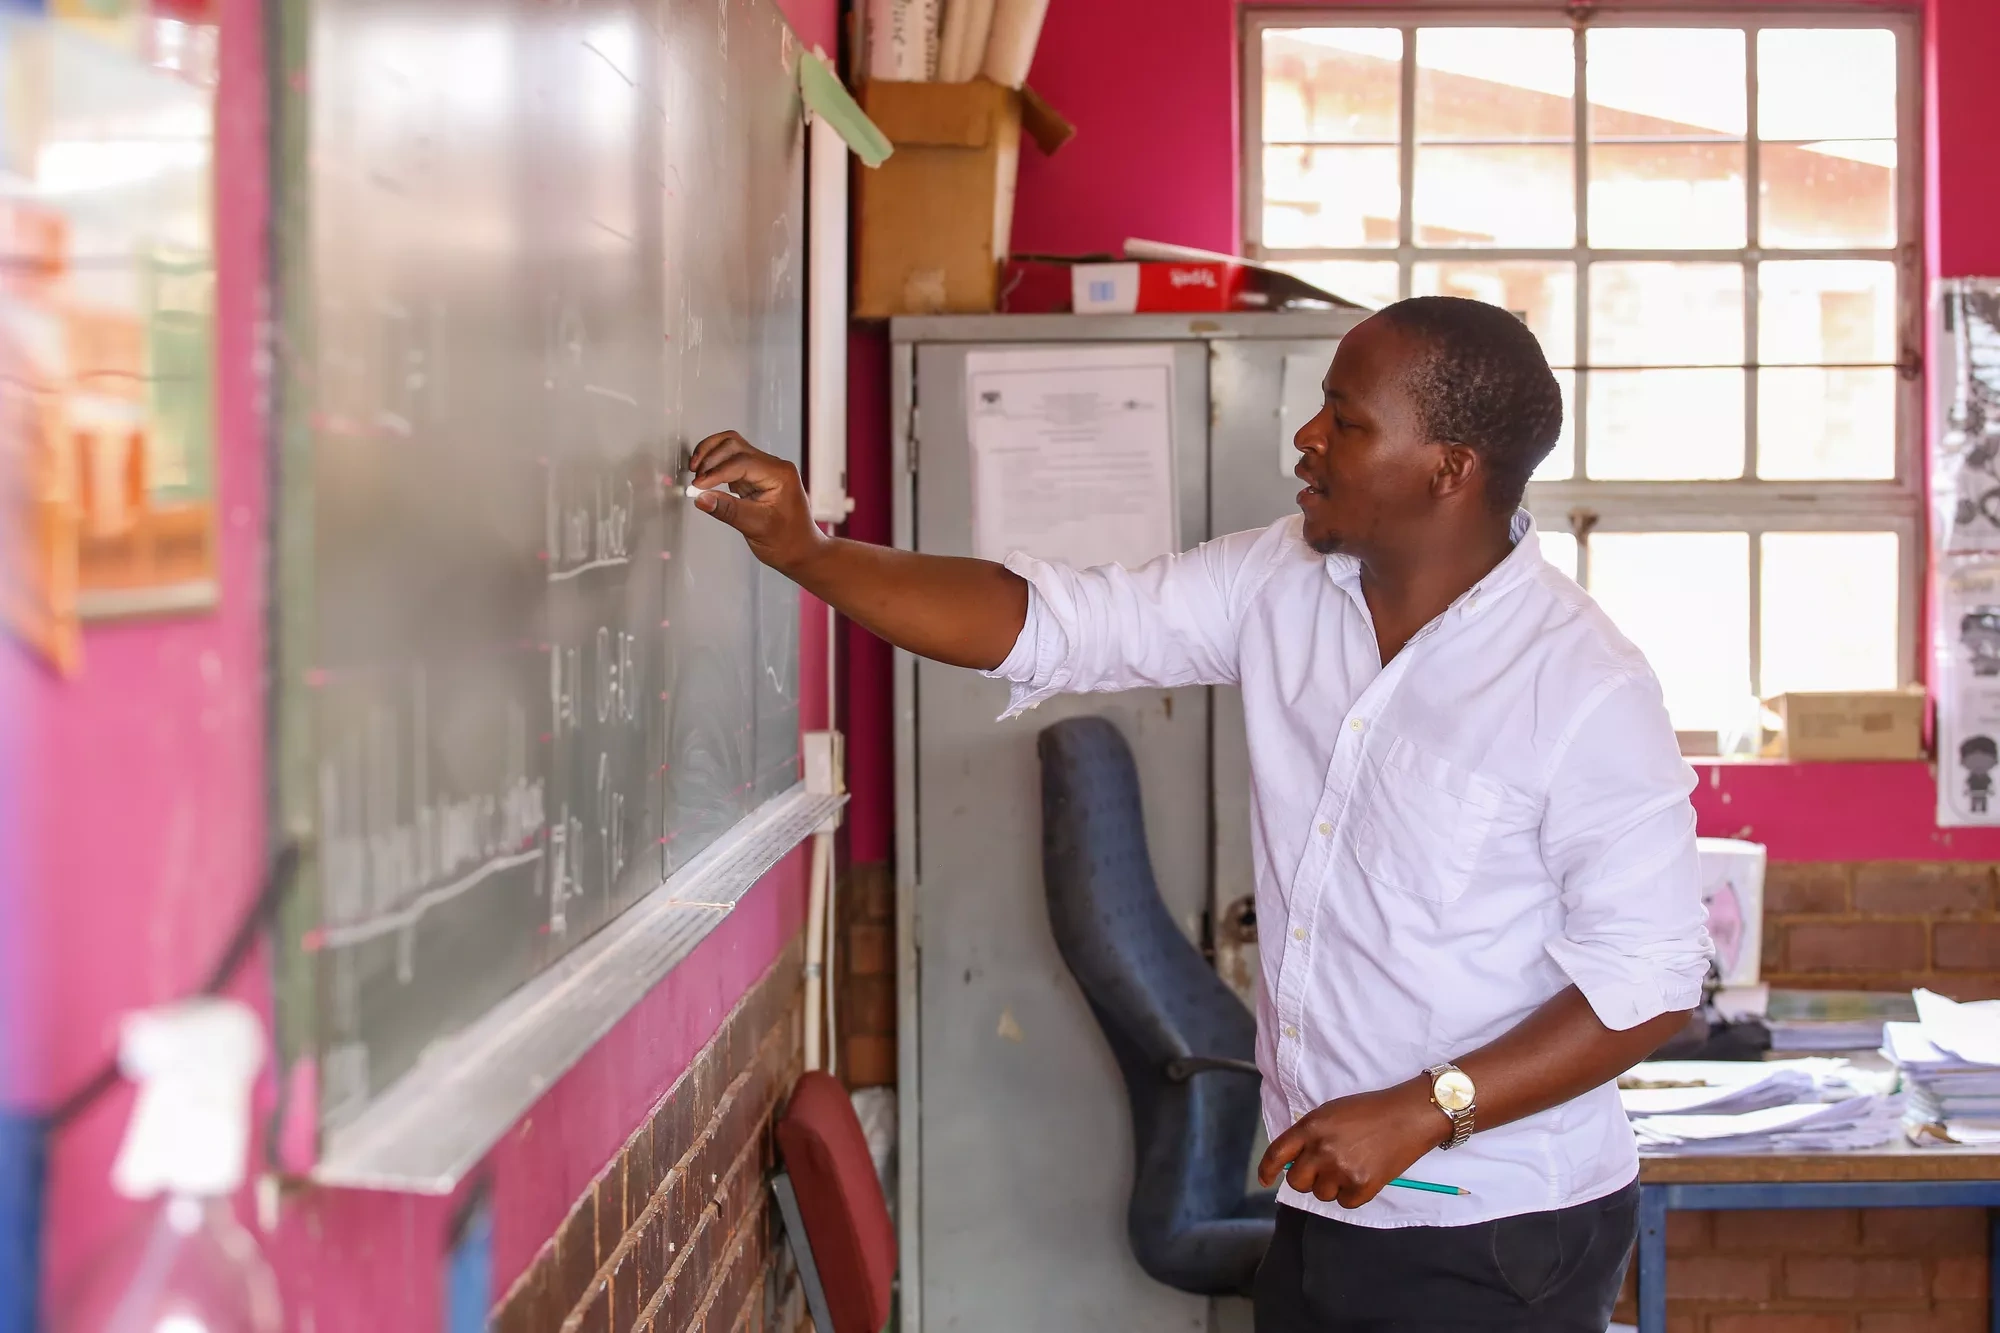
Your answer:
[445,1187,493,1333]
[0,1110,46,1333]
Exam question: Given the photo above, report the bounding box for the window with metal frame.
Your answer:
[1244,10,1923,745]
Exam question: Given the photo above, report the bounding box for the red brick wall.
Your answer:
[494,941,809,1333]
[1763,863,2000,999]
[839,861,896,1087]
[1615,1207,1992,1332]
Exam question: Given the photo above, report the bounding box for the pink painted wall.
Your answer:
[29,0,271,1284]
[19,0,840,1319]
[1929,0,2000,275]
[841,326,894,866]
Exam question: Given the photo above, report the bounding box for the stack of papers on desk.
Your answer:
[1888,989,2000,1147]
[1622,1060,1902,1155]
[1618,1059,1869,1117]
[1631,1095,1907,1155]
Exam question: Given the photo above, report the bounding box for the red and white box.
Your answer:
[1069,260,1247,314]
[999,241,1363,315]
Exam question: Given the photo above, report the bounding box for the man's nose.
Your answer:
[1294,410,1328,454]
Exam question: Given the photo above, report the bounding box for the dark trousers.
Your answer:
[1253,1181,1640,1332]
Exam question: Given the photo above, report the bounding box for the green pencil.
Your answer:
[1279,1163,1470,1197]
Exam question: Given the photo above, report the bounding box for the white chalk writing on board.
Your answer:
[317,676,547,968]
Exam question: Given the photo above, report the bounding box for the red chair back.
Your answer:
[775,1071,897,1333]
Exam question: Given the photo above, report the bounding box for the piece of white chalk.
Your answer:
[685,484,710,500]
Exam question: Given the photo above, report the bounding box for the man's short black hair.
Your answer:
[1963,735,1998,761]
[1376,295,1564,512]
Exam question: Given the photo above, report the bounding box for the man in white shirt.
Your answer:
[689,296,1710,1331]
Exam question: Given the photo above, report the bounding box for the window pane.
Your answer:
[1587,29,1746,137]
[1758,260,1898,365]
[1262,145,1401,248]
[1585,29,1745,250]
[1589,262,1744,366]
[1415,28,1575,142]
[1759,531,1900,695]
[1538,529,1578,582]
[1588,144,1747,249]
[1414,145,1574,247]
[1759,30,1897,142]
[1760,140,1897,249]
[1589,532,1751,731]
[1413,261,1576,364]
[1757,367,1898,480]
[1262,29,1404,143]
[1587,369,1745,479]
[1274,260,1399,310]
[1538,369,1576,481]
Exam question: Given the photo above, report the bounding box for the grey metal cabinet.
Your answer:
[889,312,1365,1333]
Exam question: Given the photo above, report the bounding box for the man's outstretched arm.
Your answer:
[690,430,1028,670]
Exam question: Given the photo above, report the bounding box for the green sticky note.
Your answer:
[800,50,892,169]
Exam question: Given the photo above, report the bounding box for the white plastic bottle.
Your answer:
[52,999,281,1333]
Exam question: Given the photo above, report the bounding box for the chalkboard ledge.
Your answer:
[312,783,848,1194]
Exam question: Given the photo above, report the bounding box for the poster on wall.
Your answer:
[1936,281,2000,554]
[0,0,219,673]
[1936,557,2000,825]
[1935,279,2000,825]
[965,344,1179,573]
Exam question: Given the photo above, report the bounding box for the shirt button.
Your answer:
[1468,593,1482,611]
[1284,1025,1299,1040]
[1318,821,1333,836]
[1292,926,1306,941]
[1349,718,1366,734]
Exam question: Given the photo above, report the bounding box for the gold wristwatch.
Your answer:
[1426,1062,1476,1150]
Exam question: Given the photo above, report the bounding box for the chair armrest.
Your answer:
[1163,1055,1262,1083]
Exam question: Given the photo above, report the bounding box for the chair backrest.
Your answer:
[1036,717,1262,1267]
[775,1070,896,1333]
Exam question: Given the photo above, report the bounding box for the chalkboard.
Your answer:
[270,0,805,1141]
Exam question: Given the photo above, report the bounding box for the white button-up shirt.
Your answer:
[988,512,1709,1228]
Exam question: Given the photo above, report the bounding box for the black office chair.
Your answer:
[1036,715,1276,1297]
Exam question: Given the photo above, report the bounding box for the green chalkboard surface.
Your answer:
[270,0,805,1147]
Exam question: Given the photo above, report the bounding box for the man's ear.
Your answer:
[1432,441,1482,502]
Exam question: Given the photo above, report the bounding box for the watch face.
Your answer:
[1434,1069,1475,1113]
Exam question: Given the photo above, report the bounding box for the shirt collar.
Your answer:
[1322,510,1545,617]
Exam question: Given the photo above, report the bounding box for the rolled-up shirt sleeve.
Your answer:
[983,526,1277,720]
[1539,671,1712,1031]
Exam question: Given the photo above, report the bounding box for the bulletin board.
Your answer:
[0,2,221,675]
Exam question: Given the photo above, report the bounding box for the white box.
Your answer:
[1696,837,1767,987]
[1069,262,1140,314]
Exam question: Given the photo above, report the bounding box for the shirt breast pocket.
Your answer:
[1355,738,1506,906]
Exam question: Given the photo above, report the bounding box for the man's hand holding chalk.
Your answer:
[684,430,827,575]
[686,428,1030,672]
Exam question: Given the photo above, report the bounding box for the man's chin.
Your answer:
[1302,522,1346,556]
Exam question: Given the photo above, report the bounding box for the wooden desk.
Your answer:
[1635,1143,2000,1333]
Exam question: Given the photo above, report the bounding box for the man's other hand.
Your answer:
[1257,1080,1449,1209]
